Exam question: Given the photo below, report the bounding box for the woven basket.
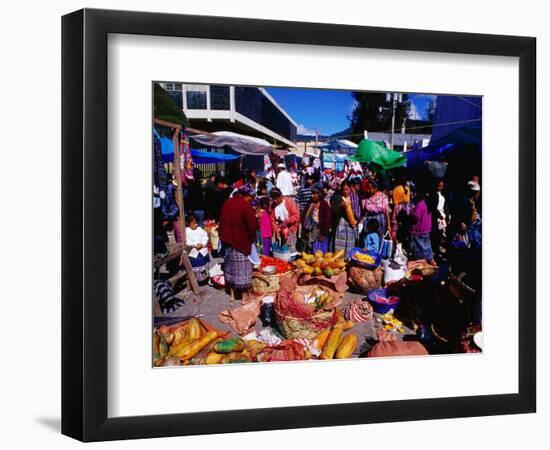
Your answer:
[251,271,293,295]
[276,308,337,340]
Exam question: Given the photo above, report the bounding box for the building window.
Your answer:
[210,85,230,110]
[163,83,181,91]
[183,84,208,110]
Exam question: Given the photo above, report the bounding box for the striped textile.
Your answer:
[333,217,359,259]
[297,187,313,212]
[223,245,253,289]
[343,300,374,323]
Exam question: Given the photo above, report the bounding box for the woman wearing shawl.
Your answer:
[303,187,332,253]
[270,187,300,252]
[362,178,391,242]
[218,185,258,301]
[331,180,359,258]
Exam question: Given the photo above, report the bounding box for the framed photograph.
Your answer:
[62,8,536,442]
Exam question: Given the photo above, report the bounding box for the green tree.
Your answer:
[348,92,411,140]
[153,83,188,127]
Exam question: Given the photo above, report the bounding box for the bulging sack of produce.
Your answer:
[368,340,428,358]
[348,266,383,293]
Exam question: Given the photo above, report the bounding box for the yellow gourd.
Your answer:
[205,352,224,365]
[176,331,218,360]
[313,329,330,352]
[186,318,202,339]
[172,326,186,346]
[167,338,194,357]
[342,319,354,331]
[320,325,343,359]
[335,333,357,359]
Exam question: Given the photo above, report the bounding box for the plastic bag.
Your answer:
[382,258,407,285]
[380,232,393,260]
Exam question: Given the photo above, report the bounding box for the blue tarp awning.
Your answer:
[190,149,241,164]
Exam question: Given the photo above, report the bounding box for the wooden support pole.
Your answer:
[170,125,200,295]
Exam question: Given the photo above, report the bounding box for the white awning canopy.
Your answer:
[190,131,274,155]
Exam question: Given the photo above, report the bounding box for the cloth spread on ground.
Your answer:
[218,296,261,335]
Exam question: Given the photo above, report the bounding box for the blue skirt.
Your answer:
[411,233,434,261]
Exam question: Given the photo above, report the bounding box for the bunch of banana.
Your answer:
[294,249,346,278]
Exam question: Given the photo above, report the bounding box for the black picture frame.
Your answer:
[62,8,536,442]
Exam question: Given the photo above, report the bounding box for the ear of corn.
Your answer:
[320,325,343,359]
[335,333,357,359]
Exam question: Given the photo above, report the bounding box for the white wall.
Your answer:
[0,0,546,448]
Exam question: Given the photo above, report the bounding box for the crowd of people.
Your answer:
[153,158,482,311]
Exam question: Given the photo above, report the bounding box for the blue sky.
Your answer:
[265,87,436,136]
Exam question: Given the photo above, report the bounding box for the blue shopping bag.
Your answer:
[380,232,393,260]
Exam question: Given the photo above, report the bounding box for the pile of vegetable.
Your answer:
[353,253,376,264]
[379,312,405,333]
[259,256,291,274]
[154,318,220,367]
[304,287,337,311]
[314,319,358,359]
[153,313,361,366]
[154,318,268,366]
[294,249,346,278]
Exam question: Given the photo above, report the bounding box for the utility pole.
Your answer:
[386,93,402,149]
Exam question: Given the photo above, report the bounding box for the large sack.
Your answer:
[368,340,429,358]
[382,259,407,286]
[348,266,383,293]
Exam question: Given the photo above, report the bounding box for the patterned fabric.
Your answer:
[297,187,313,212]
[224,245,253,289]
[311,236,330,254]
[350,190,361,220]
[333,217,358,258]
[343,300,374,322]
[162,183,179,221]
[180,130,194,181]
[153,279,184,313]
[362,191,389,214]
[153,132,167,192]
[411,232,434,261]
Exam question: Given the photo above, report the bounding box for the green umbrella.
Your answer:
[351,139,407,170]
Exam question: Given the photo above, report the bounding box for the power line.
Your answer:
[455,96,483,110]
[323,118,481,141]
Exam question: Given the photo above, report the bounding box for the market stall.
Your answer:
[152,236,479,367]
